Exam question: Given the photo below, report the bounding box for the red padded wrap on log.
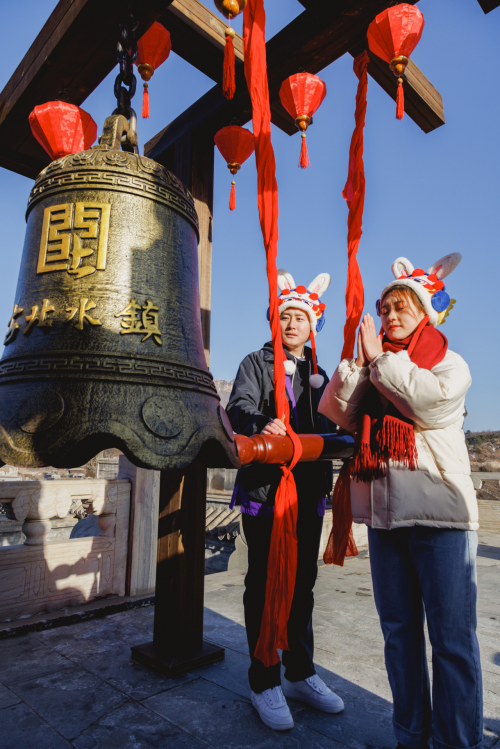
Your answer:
[243,0,303,668]
[341,52,369,361]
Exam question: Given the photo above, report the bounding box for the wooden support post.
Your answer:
[191,132,214,366]
[150,129,214,366]
[131,460,224,676]
[131,129,219,676]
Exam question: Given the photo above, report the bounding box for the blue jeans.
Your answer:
[368,527,483,749]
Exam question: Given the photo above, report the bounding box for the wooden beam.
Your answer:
[164,0,244,84]
[350,50,444,133]
[476,0,500,11]
[0,0,173,179]
[145,0,443,163]
[0,0,444,178]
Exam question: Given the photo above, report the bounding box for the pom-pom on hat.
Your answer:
[269,269,331,389]
[377,253,461,326]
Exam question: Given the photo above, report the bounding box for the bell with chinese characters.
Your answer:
[0,115,238,470]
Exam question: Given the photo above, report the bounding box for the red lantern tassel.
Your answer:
[223,33,236,100]
[396,77,404,120]
[229,180,236,211]
[142,83,150,119]
[299,133,310,169]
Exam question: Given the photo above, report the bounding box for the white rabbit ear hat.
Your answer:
[377,253,461,326]
[274,269,331,333]
[269,269,331,389]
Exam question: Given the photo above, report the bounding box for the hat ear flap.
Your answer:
[307,273,331,297]
[427,253,462,280]
[277,268,295,292]
[391,257,414,279]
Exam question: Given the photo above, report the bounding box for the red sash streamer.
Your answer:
[341,51,369,361]
[243,0,303,668]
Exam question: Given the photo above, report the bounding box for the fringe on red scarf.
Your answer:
[378,414,418,469]
[351,439,380,483]
[323,462,358,567]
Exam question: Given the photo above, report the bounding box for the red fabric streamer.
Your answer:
[142,84,150,119]
[323,462,358,567]
[229,181,236,211]
[396,78,404,119]
[299,135,310,169]
[223,33,236,100]
[243,0,303,668]
[341,51,369,360]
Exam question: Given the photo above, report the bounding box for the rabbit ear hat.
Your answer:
[377,253,461,326]
[274,269,331,333]
[268,269,331,389]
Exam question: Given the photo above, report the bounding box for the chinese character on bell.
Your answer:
[115,298,162,345]
[37,202,111,279]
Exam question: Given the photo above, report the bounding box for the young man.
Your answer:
[227,269,344,731]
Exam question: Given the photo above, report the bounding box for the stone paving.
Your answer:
[1,532,500,748]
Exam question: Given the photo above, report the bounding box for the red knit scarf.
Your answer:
[351,316,448,482]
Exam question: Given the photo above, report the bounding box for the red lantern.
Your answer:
[367,4,424,120]
[135,22,171,118]
[214,1,246,100]
[29,102,97,161]
[279,73,327,169]
[214,126,255,211]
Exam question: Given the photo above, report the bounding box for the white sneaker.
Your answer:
[282,674,344,713]
[251,686,294,731]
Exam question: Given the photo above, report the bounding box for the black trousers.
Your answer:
[242,493,324,694]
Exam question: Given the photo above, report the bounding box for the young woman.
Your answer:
[227,269,344,731]
[319,254,482,749]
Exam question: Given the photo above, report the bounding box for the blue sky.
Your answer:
[1,1,499,431]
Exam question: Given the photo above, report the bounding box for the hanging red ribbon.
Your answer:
[243,0,303,668]
[322,52,369,570]
[341,51,369,361]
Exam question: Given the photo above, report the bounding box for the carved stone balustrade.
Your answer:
[0,479,130,621]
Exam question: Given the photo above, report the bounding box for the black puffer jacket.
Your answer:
[227,342,336,507]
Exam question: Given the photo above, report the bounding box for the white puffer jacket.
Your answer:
[318,349,478,530]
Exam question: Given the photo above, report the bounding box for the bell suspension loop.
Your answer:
[112,11,140,152]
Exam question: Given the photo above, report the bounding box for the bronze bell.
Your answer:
[0,115,238,471]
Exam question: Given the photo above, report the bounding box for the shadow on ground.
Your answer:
[1,544,500,748]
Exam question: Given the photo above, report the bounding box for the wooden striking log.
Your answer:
[235,433,355,466]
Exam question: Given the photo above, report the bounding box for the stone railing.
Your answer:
[0,479,130,621]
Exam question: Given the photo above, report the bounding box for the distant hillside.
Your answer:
[214,379,235,408]
[466,430,500,472]
[466,431,500,501]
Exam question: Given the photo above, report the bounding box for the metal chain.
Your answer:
[114,12,139,115]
